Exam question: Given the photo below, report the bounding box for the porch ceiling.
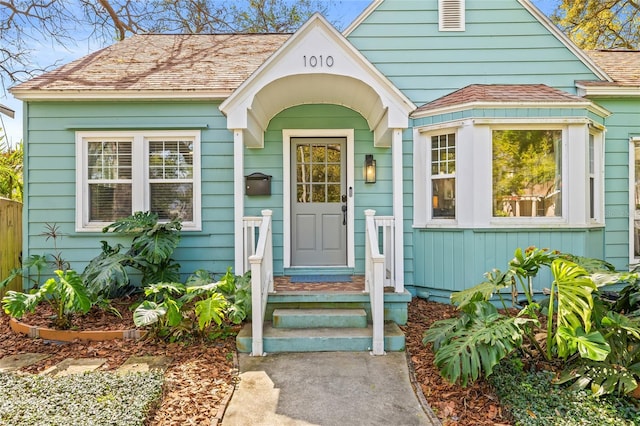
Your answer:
[248,73,393,146]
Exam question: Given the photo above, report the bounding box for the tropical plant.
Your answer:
[132,269,251,341]
[557,310,640,396]
[424,298,536,386]
[0,139,23,202]
[2,269,91,329]
[424,247,630,388]
[0,223,70,291]
[82,211,182,297]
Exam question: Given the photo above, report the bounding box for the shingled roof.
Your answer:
[11,33,290,96]
[582,50,640,86]
[412,84,588,115]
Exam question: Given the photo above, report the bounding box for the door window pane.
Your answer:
[492,130,562,217]
[295,142,342,204]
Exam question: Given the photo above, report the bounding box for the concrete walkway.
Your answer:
[222,352,440,426]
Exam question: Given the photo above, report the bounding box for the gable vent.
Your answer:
[439,0,465,31]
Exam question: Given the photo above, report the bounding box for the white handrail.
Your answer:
[246,210,273,356]
[374,216,396,290]
[365,209,386,356]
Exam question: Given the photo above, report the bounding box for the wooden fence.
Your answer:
[0,198,22,297]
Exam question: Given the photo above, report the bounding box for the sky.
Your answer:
[0,0,557,146]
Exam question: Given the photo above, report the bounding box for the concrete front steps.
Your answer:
[237,307,405,354]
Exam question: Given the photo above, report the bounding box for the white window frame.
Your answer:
[439,0,465,32]
[589,130,604,224]
[76,130,201,232]
[414,119,602,229]
[630,137,640,265]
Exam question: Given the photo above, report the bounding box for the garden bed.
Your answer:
[0,309,238,425]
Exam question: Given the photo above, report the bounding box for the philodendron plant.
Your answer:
[133,268,251,341]
[423,247,637,391]
[2,269,92,329]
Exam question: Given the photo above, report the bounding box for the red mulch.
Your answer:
[403,298,513,425]
[0,299,238,425]
[0,297,512,425]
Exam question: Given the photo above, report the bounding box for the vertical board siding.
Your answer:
[413,228,604,299]
[595,99,640,269]
[256,104,377,275]
[0,199,23,295]
[25,101,236,280]
[349,0,605,294]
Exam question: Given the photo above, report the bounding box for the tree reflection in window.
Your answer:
[492,130,562,217]
[296,143,341,203]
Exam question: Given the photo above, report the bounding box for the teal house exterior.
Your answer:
[10,0,640,355]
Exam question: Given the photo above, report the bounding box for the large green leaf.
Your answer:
[194,293,227,330]
[557,361,638,396]
[132,220,181,265]
[450,269,512,308]
[423,316,469,351]
[430,301,528,386]
[556,326,610,361]
[1,291,40,318]
[45,270,92,315]
[143,282,185,301]
[81,251,131,298]
[133,300,167,327]
[552,259,597,333]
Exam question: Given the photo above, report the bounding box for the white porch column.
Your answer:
[233,129,246,275]
[392,128,405,292]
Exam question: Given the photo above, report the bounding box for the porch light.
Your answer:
[365,154,376,184]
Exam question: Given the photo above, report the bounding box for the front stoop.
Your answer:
[237,307,405,353]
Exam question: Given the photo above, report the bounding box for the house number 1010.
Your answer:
[303,55,334,68]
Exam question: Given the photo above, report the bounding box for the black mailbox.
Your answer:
[245,172,272,196]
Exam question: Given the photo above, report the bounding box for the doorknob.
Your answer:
[342,204,347,225]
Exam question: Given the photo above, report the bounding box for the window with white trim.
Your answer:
[492,129,562,218]
[76,131,201,231]
[414,120,603,229]
[632,138,640,260]
[439,0,465,31]
[431,133,456,219]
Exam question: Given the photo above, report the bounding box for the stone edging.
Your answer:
[9,318,145,342]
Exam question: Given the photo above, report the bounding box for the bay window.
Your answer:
[492,129,562,218]
[77,131,201,231]
[414,119,603,229]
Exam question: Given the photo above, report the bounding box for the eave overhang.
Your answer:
[0,103,15,118]
[9,89,230,102]
[576,83,640,98]
[219,13,416,148]
[411,100,611,120]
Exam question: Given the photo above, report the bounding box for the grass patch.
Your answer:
[0,371,164,426]
[489,358,640,425]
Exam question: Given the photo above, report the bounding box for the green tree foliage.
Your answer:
[552,0,640,49]
[0,137,22,201]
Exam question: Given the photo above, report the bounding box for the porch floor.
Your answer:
[273,275,365,292]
